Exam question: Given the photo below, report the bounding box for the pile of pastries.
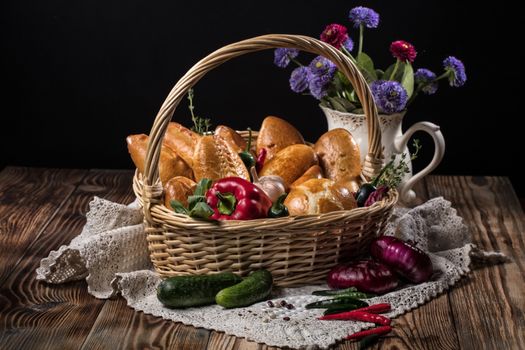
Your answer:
[127,116,362,216]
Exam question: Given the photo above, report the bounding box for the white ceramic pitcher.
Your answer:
[321,106,445,205]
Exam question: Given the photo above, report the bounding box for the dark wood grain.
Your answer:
[80,298,184,350]
[425,176,525,350]
[0,168,135,349]
[1,168,524,350]
[0,167,87,284]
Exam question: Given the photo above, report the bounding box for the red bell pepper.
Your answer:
[206,177,272,220]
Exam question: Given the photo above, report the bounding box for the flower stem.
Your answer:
[289,55,303,67]
[389,59,400,81]
[341,46,357,63]
[434,71,450,81]
[358,24,364,56]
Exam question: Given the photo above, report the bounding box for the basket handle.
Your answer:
[143,34,383,189]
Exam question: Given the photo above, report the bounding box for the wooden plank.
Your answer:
[0,166,87,284]
[80,297,214,350]
[0,169,135,349]
[207,331,280,350]
[79,298,183,350]
[425,176,525,350]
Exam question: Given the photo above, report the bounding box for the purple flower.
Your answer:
[342,38,354,52]
[414,68,438,95]
[443,56,467,87]
[274,48,299,68]
[289,66,310,93]
[308,74,329,99]
[307,56,336,100]
[348,7,380,29]
[308,56,336,78]
[370,80,408,114]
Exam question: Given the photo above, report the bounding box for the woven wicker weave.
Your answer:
[133,34,398,286]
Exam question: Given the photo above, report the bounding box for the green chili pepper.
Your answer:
[337,291,376,299]
[305,297,368,309]
[268,193,289,218]
[238,128,255,170]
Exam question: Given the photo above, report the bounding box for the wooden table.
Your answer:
[0,167,524,350]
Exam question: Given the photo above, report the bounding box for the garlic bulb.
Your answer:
[250,167,286,202]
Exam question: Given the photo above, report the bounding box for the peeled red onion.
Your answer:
[327,259,399,294]
[370,236,433,284]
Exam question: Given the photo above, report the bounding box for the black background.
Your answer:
[2,1,524,195]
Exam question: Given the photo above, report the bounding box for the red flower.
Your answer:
[320,24,349,49]
[390,40,417,63]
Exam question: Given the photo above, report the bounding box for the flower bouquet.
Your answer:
[273,6,467,114]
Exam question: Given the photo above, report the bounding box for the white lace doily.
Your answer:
[36,196,505,349]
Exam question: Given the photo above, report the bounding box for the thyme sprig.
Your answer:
[187,88,212,134]
[372,139,422,189]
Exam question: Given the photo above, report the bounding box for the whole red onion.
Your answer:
[370,236,433,284]
[327,259,399,294]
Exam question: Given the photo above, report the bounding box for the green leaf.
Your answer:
[348,89,358,103]
[189,202,215,220]
[194,178,212,197]
[327,97,347,112]
[356,52,377,81]
[187,195,205,211]
[170,200,189,215]
[383,61,406,82]
[319,98,332,109]
[328,96,356,112]
[335,71,351,87]
[375,69,384,80]
[401,62,414,98]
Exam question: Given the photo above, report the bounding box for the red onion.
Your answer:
[370,236,433,284]
[327,259,399,294]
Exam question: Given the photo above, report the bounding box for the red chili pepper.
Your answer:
[355,303,391,314]
[206,177,272,220]
[255,148,267,173]
[345,325,392,340]
[319,303,391,321]
[320,311,390,325]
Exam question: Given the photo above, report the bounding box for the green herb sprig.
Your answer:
[372,139,422,189]
[187,89,212,135]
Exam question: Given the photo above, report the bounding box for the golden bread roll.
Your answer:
[313,128,361,183]
[284,178,357,216]
[164,176,196,208]
[290,165,324,189]
[127,134,193,184]
[256,116,305,161]
[164,122,201,167]
[259,144,318,190]
[192,134,250,182]
[214,125,246,154]
[338,178,361,193]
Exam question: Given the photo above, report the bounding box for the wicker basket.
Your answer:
[133,34,398,287]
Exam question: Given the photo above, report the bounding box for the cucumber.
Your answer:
[215,270,273,308]
[157,272,242,308]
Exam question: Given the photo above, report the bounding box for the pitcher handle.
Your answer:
[393,121,445,204]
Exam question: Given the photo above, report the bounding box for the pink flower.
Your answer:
[390,40,417,63]
[320,24,349,49]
